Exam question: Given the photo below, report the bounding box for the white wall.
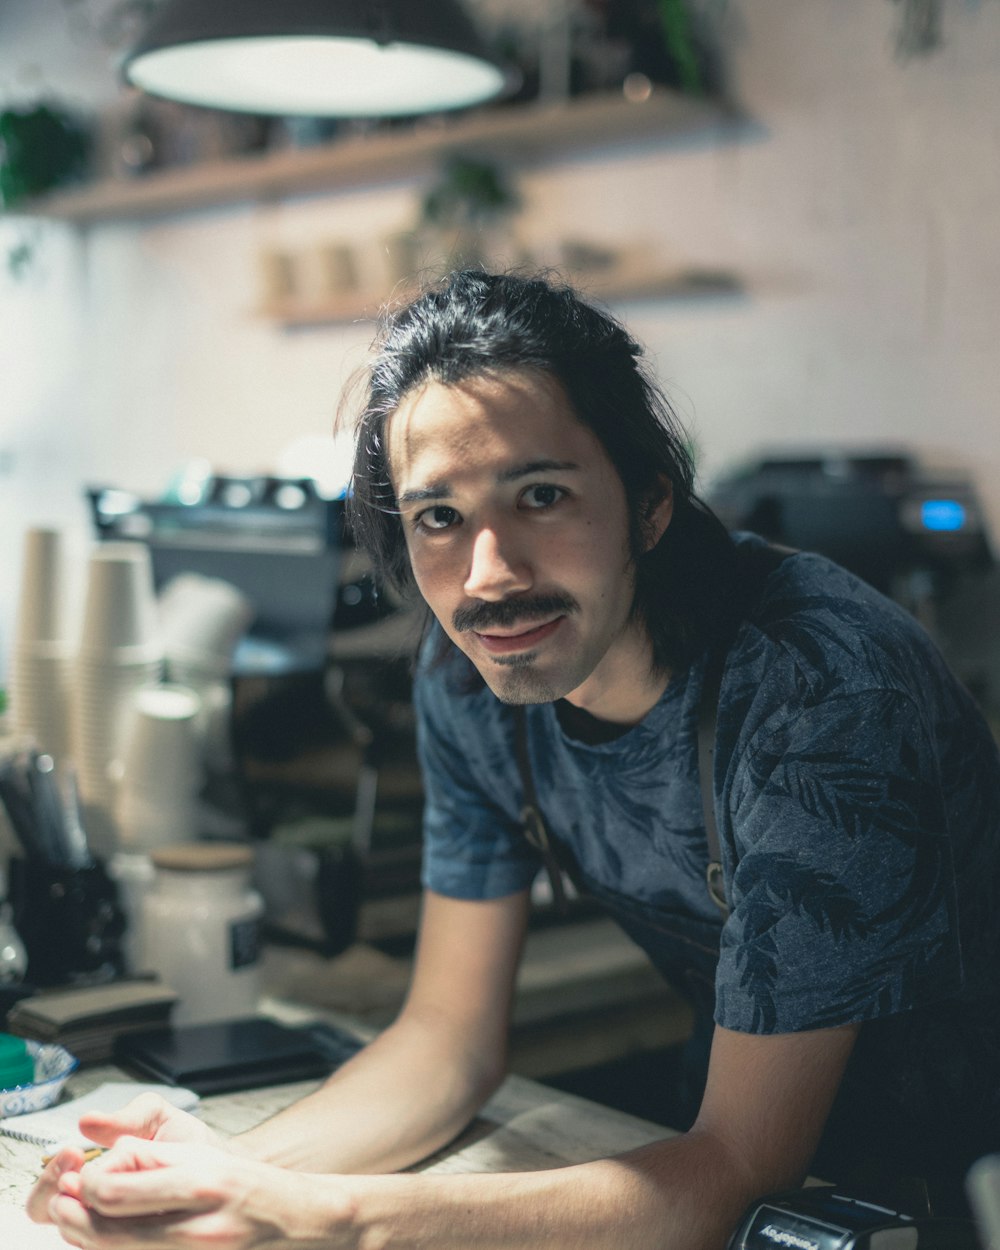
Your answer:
[2,0,999,664]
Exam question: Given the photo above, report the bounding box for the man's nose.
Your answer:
[463,526,532,601]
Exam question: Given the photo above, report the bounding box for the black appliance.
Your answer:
[88,476,424,953]
[707,449,993,595]
[88,476,344,675]
[728,1184,978,1250]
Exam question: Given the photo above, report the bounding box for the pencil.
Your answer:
[40,1147,105,1166]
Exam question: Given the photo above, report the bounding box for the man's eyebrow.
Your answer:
[398,483,450,505]
[398,460,579,506]
[498,459,579,483]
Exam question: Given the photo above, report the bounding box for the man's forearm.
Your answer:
[287,1127,774,1250]
[234,1009,503,1175]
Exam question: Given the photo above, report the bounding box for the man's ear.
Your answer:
[641,476,674,552]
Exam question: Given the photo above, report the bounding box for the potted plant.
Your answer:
[419,154,521,274]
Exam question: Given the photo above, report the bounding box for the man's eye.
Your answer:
[520,484,566,510]
[417,505,459,531]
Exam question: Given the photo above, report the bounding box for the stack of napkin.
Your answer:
[5,981,178,1063]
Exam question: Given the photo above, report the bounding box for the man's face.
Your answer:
[386,369,670,718]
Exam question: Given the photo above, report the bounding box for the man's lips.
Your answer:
[473,616,564,654]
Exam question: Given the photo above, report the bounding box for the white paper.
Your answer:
[0,1206,79,1248]
[0,1082,199,1148]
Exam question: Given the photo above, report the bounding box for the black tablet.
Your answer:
[113,1016,364,1095]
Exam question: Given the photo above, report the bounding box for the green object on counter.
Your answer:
[0,1032,34,1089]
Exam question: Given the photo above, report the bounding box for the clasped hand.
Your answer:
[26,1092,322,1249]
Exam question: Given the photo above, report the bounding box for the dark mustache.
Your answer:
[453,593,579,634]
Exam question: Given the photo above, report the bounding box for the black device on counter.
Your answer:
[707,449,993,595]
[114,1016,365,1095]
[727,1185,979,1250]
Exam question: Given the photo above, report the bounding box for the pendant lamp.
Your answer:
[122,0,513,117]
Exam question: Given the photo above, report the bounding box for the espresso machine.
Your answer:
[88,475,425,955]
[706,447,998,724]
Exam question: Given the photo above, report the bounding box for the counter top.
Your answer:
[0,916,690,1236]
[0,1045,672,1214]
[260,914,694,1080]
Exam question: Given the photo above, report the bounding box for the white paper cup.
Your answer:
[70,655,165,783]
[14,527,65,645]
[80,543,159,657]
[158,574,254,668]
[118,684,202,800]
[8,639,72,759]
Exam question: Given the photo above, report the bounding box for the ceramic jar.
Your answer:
[142,844,264,1025]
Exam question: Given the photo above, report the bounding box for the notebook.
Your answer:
[0,1081,199,1149]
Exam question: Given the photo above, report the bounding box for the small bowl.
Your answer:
[0,1042,79,1118]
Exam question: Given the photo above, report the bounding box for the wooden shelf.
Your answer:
[28,89,727,226]
[554,265,743,306]
[258,266,743,327]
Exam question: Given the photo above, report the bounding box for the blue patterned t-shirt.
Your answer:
[414,535,1000,1172]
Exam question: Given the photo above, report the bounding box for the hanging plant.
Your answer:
[655,0,706,95]
[420,155,520,232]
[595,0,723,99]
[1,103,91,277]
[0,103,90,210]
[890,0,943,58]
[418,155,521,274]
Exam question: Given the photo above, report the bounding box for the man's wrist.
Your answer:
[273,1170,359,1246]
[226,1131,262,1160]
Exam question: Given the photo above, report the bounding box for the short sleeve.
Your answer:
[715,688,962,1034]
[413,657,542,900]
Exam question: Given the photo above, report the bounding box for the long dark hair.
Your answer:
[347,269,737,673]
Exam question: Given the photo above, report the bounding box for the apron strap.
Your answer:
[513,705,572,913]
[699,542,798,916]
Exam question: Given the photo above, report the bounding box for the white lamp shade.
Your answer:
[123,0,513,117]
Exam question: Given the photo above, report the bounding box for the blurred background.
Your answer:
[2,1,998,685]
[3,1,999,668]
[1,0,998,1119]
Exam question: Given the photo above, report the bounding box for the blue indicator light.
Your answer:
[921,499,966,532]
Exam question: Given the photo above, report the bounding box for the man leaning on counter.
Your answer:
[28,270,1000,1249]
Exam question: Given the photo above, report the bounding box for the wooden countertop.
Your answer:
[0,1032,672,1218]
[260,914,694,1079]
[0,915,691,1239]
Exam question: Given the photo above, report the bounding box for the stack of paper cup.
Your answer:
[114,683,203,852]
[70,543,164,854]
[8,528,73,760]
